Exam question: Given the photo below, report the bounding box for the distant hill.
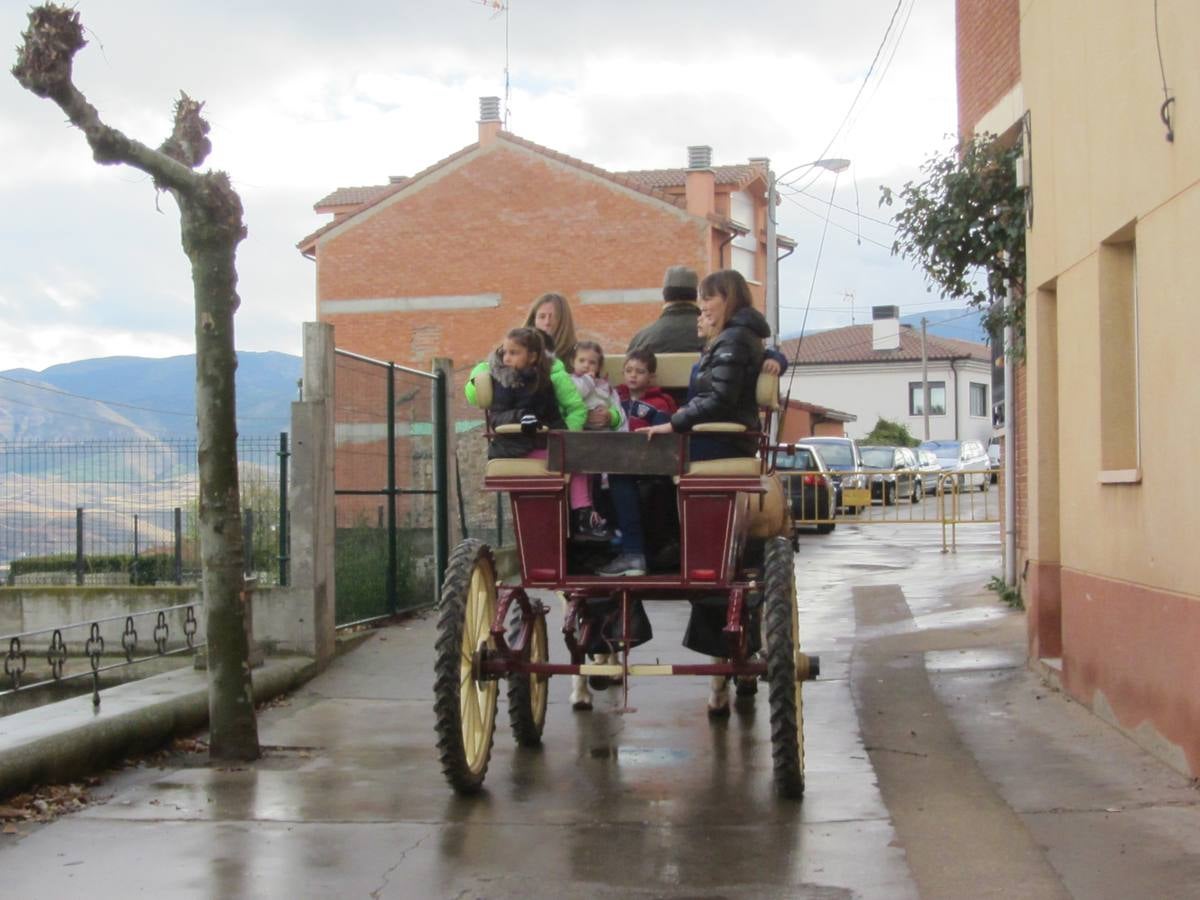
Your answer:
[0,352,301,441]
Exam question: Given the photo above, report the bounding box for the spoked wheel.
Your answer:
[507,604,549,746]
[434,539,499,794]
[763,536,804,799]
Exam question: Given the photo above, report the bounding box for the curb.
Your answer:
[0,656,316,799]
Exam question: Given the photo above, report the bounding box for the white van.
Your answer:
[917,439,991,492]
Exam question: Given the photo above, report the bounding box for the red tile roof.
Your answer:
[314,184,402,208]
[778,323,990,365]
[618,165,761,191]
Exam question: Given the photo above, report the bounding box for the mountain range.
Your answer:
[0,352,301,441]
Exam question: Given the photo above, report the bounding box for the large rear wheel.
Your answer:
[434,539,499,793]
[507,605,549,746]
[763,536,804,799]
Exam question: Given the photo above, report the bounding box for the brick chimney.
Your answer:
[478,96,501,145]
[685,145,715,217]
[872,305,901,351]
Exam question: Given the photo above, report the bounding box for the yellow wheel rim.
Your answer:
[529,616,549,728]
[459,561,498,775]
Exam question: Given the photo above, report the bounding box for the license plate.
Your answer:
[843,488,871,507]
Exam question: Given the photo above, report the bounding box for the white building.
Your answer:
[779,306,994,443]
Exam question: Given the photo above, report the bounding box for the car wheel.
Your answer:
[979,477,989,493]
[816,523,834,535]
[883,484,895,506]
[911,482,920,504]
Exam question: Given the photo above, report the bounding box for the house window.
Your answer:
[969,382,988,417]
[1098,226,1140,475]
[729,191,757,282]
[908,381,946,416]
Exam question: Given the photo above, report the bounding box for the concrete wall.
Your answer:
[782,359,994,443]
[1022,0,1200,774]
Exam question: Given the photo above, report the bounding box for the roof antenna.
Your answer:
[476,1,511,129]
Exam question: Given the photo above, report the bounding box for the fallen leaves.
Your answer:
[0,780,98,833]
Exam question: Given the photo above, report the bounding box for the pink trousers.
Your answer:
[525,448,590,509]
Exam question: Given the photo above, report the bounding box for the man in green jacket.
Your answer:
[625,266,705,353]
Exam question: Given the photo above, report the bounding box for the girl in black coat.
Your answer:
[483,328,566,459]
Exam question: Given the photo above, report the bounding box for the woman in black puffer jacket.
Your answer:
[639,268,769,460]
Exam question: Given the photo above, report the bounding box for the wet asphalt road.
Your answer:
[4,518,1200,898]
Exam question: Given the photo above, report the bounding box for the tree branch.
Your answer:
[12,3,201,196]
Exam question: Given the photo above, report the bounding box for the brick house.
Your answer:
[298,97,790,537]
[298,98,786,378]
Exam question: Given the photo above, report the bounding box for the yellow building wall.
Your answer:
[1023,0,1200,596]
[1022,0,1200,775]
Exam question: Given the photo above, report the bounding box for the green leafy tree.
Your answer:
[860,417,919,448]
[880,132,1027,352]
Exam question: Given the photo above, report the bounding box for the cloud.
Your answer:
[1,0,960,371]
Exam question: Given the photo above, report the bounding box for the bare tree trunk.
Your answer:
[13,4,258,760]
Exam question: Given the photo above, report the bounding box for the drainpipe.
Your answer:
[950,358,960,439]
[718,231,736,268]
[1003,292,1016,586]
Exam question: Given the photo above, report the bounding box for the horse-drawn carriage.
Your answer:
[433,354,819,799]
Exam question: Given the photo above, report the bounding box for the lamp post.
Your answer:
[765,157,851,344]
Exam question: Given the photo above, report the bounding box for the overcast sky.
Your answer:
[0,0,965,373]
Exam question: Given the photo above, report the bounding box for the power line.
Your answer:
[780,185,897,228]
[782,194,895,250]
[0,374,286,421]
[784,0,910,196]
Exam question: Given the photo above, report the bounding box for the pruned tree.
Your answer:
[13,4,259,759]
[880,132,1027,353]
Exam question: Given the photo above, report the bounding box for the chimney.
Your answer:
[872,305,901,351]
[478,96,501,145]
[685,145,715,217]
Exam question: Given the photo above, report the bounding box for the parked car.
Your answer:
[918,439,991,492]
[775,444,836,535]
[915,448,943,496]
[858,445,922,505]
[987,436,1001,484]
[800,436,867,512]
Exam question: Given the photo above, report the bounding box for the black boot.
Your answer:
[571,507,612,543]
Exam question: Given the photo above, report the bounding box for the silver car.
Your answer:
[918,439,991,492]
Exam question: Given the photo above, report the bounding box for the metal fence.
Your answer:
[333,351,448,627]
[783,468,1001,551]
[0,436,289,586]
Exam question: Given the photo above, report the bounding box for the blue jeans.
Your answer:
[607,475,644,556]
[687,434,754,461]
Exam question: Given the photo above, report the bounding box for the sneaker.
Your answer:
[571,507,612,544]
[595,553,646,577]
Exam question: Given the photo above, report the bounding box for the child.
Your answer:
[465,328,608,542]
[472,327,565,459]
[616,349,677,429]
[569,341,628,431]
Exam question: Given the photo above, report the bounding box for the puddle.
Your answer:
[589,746,691,766]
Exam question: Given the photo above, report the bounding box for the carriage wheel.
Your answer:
[434,539,499,793]
[764,535,805,799]
[507,605,549,746]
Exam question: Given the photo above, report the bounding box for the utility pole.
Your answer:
[920,317,930,440]
[765,162,778,346]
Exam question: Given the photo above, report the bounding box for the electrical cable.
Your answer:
[1154,0,1175,141]
[0,373,288,421]
[782,194,894,250]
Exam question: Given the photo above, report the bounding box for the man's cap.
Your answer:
[662,265,699,301]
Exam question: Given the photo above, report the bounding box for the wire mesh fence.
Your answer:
[0,436,288,587]
[333,351,446,626]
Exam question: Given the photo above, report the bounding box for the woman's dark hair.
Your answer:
[571,340,605,370]
[699,269,754,333]
[624,349,657,373]
[497,327,553,392]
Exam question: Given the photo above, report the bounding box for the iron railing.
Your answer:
[1,602,203,711]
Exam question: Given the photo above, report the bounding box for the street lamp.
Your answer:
[765,157,851,343]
